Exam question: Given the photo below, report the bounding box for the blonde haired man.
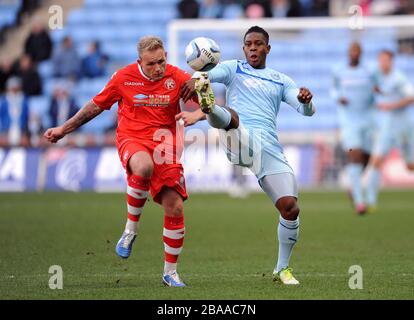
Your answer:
[45,36,192,287]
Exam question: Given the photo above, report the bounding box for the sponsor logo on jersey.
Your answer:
[133,93,170,107]
[164,78,176,90]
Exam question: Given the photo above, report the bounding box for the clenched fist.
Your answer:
[44,127,65,143]
[297,87,313,104]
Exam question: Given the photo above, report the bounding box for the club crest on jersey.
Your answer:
[164,78,176,90]
[271,73,281,81]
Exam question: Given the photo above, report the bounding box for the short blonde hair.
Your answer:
[138,36,165,57]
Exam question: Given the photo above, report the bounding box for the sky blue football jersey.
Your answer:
[208,60,314,178]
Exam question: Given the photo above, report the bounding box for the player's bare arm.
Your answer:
[377,96,414,111]
[175,109,206,127]
[338,97,349,105]
[44,101,103,143]
[181,79,197,102]
[374,85,382,94]
[298,87,313,104]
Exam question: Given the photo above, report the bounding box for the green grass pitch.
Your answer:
[0,191,413,299]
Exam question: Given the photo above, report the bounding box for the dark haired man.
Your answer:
[179,26,315,285]
[331,42,376,215]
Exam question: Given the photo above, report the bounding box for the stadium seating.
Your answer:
[30,0,180,138]
[23,0,414,134]
[0,0,19,29]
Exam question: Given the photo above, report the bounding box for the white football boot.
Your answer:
[273,267,300,285]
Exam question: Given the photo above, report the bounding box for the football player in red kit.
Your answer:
[44,36,191,287]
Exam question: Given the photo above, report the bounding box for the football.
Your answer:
[185,37,221,71]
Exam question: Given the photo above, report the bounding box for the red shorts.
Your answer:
[117,136,187,204]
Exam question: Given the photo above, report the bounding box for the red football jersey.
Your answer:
[93,63,191,140]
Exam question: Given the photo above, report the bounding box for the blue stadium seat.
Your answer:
[43,79,56,96]
[66,9,86,25]
[76,77,107,97]
[38,61,54,80]
[0,2,19,28]
[222,4,244,19]
[102,41,137,61]
[29,96,51,129]
[43,1,414,133]
[29,96,49,114]
[50,28,68,43]
[80,104,116,134]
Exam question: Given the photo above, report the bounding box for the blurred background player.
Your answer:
[44,36,193,287]
[331,42,376,215]
[365,50,414,210]
[180,26,315,285]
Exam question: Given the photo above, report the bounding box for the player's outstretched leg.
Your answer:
[344,149,370,215]
[116,173,150,258]
[116,151,153,259]
[346,162,365,213]
[160,188,186,287]
[260,173,300,285]
[194,72,239,130]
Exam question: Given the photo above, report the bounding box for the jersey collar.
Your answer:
[137,62,155,82]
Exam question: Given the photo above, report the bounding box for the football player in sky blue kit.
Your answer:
[365,50,414,210]
[331,42,376,215]
[178,26,315,285]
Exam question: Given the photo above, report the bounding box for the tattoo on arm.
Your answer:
[62,101,104,134]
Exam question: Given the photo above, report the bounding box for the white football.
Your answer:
[185,37,221,72]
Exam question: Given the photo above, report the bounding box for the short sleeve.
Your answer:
[92,71,121,110]
[175,68,192,88]
[208,60,237,86]
[281,74,299,103]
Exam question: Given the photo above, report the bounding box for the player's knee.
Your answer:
[128,153,153,178]
[277,197,300,220]
[161,188,184,216]
[165,201,184,217]
[283,205,300,221]
[130,162,153,178]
